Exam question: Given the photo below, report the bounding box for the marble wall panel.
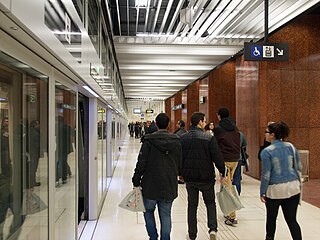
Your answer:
[309,129,320,178]
[170,97,175,132]
[173,92,182,132]
[295,70,309,127]
[187,82,199,128]
[208,73,215,121]
[199,77,208,116]
[308,71,320,127]
[182,89,187,125]
[280,70,295,104]
[236,57,260,179]
[165,98,171,119]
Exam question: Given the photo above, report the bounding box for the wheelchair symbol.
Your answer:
[253,47,260,56]
[250,46,262,58]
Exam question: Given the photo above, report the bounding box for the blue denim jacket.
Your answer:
[260,140,302,197]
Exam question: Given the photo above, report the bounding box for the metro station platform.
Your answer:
[80,137,320,240]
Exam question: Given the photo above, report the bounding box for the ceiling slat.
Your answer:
[116,0,121,35]
[166,0,185,35]
[151,0,163,33]
[159,0,174,34]
[143,0,151,32]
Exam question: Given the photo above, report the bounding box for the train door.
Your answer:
[54,81,77,240]
[96,102,107,210]
[77,94,89,223]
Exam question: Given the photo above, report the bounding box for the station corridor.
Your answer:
[80,136,320,240]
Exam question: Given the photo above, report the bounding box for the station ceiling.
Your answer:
[109,0,319,101]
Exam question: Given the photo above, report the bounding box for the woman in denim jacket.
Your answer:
[260,122,302,240]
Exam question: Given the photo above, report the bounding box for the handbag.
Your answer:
[289,143,303,205]
[216,185,244,216]
[118,187,146,212]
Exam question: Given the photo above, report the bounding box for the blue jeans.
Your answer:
[143,198,173,240]
[186,182,217,240]
[232,160,242,195]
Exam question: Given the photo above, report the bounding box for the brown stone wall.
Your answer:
[173,92,182,132]
[199,77,209,116]
[165,98,171,119]
[236,15,320,180]
[208,60,236,124]
[187,82,199,129]
[236,56,260,179]
[181,89,187,125]
[258,15,320,179]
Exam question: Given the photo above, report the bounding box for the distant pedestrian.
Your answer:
[174,120,187,136]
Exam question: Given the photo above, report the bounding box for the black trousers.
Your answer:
[186,182,217,240]
[265,194,302,240]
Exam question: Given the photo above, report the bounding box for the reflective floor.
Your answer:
[82,136,320,240]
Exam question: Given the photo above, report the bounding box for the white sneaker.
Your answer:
[209,230,216,240]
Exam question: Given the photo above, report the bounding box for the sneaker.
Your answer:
[224,215,238,224]
[209,230,216,240]
[225,218,237,226]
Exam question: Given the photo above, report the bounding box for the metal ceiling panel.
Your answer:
[108,0,320,100]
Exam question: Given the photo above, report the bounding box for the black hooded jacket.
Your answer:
[132,131,182,200]
[214,117,240,162]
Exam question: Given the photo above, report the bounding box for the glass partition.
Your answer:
[0,52,49,239]
[55,84,76,240]
[97,105,107,207]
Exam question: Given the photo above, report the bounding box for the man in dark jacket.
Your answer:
[180,112,226,240]
[132,113,182,240]
[174,120,187,136]
[214,107,240,226]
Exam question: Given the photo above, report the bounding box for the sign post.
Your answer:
[244,42,289,62]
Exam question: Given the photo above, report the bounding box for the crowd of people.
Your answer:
[130,108,302,240]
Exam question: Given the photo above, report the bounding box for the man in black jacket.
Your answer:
[180,112,226,240]
[132,113,182,240]
[214,107,240,226]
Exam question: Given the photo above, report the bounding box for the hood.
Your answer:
[219,117,237,131]
[144,131,180,153]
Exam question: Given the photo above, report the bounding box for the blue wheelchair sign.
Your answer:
[250,46,262,58]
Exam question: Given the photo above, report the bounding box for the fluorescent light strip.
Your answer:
[83,86,99,97]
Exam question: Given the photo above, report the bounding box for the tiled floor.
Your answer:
[85,137,320,240]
